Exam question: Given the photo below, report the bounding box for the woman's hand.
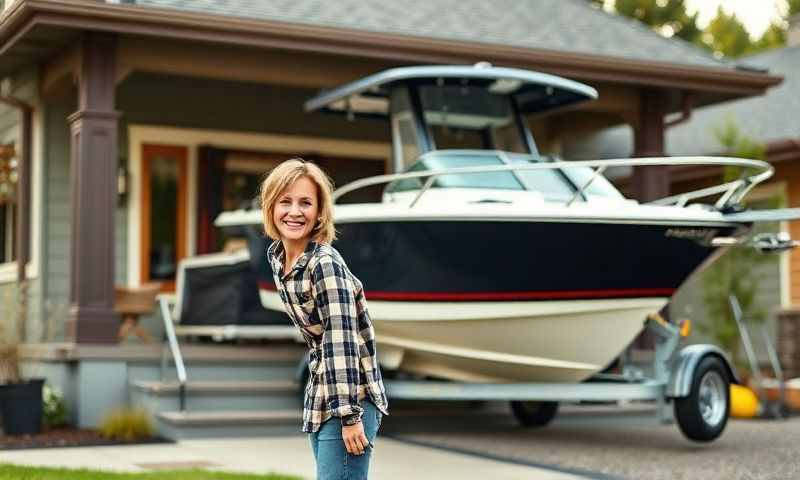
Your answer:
[342,422,369,455]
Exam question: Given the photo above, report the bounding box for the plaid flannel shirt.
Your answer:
[268,240,389,433]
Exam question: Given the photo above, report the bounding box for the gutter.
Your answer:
[0,92,33,286]
[0,0,784,96]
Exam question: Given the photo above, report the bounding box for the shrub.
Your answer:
[98,407,154,441]
[42,384,68,428]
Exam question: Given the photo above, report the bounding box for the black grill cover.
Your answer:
[179,257,290,326]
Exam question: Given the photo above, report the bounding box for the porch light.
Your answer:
[117,165,128,207]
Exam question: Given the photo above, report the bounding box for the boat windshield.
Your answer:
[385,151,625,200]
[559,162,625,200]
[385,152,570,197]
[507,155,624,200]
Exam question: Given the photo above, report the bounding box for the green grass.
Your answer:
[0,465,302,480]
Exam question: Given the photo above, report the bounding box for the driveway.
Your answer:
[383,402,800,480]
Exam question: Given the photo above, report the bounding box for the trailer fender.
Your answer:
[667,344,739,398]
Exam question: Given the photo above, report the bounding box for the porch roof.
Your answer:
[0,0,783,108]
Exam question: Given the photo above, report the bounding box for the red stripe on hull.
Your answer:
[258,282,673,301]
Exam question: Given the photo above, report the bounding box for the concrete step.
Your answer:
[126,343,306,383]
[155,409,303,439]
[144,362,302,383]
[131,380,302,413]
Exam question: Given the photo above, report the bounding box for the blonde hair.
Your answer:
[259,158,337,244]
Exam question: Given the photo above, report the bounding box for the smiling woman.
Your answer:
[258,158,389,480]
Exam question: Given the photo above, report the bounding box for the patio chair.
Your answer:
[115,283,162,343]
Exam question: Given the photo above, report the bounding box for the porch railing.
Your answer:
[158,295,188,412]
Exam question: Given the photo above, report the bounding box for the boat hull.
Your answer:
[260,290,665,382]
[256,219,735,300]
[253,218,736,382]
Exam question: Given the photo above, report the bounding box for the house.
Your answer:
[0,0,783,435]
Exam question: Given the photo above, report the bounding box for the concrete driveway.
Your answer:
[382,402,800,480]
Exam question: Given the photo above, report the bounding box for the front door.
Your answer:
[140,144,188,292]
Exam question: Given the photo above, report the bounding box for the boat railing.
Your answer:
[331,153,773,210]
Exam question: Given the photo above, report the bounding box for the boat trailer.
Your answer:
[367,314,738,443]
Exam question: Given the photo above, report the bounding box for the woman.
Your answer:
[260,158,389,480]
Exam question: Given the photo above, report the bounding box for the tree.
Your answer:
[702,7,753,57]
[752,0,800,53]
[611,0,702,43]
[754,22,786,52]
[789,0,800,16]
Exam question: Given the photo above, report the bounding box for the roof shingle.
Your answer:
[124,0,732,69]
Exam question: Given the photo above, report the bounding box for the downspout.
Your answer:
[665,91,694,128]
[0,92,33,342]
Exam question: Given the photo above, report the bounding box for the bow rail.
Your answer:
[331,152,772,211]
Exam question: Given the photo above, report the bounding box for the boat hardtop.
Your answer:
[304,63,598,117]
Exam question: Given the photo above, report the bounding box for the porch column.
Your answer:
[66,32,121,343]
[631,89,670,201]
[631,89,669,349]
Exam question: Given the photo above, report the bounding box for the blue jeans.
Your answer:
[309,401,382,480]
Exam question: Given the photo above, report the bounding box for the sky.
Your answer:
[684,0,786,39]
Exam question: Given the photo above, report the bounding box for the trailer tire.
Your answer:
[674,355,730,442]
[510,401,559,427]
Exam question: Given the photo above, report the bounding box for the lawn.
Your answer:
[0,465,302,480]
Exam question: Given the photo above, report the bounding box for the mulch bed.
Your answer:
[0,426,171,450]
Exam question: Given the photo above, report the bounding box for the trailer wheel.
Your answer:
[674,356,730,442]
[510,401,559,427]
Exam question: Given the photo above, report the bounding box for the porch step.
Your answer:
[131,379,302,413]
[153,362,301,383]
[155,409,303,439]
[133,379,299,395]
[126,343,306,383]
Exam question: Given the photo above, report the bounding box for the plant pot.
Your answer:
[0,378,44,435]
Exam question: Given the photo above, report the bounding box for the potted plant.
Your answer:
[0,280,45,435]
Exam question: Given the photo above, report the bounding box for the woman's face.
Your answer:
[273,176,320,243]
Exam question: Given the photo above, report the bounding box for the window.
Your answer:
[0,143,16,264]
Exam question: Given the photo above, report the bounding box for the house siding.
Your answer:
[42,96,74,340]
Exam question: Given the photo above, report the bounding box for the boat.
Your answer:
[216,63,800,383]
